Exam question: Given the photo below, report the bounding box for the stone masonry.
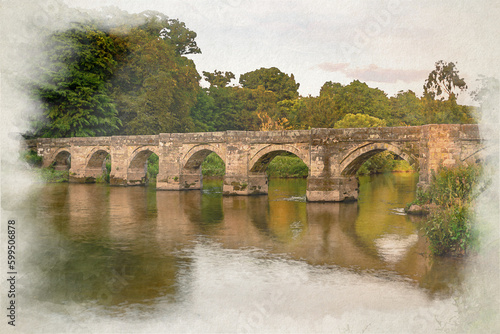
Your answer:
[33,124,487,202]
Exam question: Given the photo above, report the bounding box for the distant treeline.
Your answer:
[26,9,480,140]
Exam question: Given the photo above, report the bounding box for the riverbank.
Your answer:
[406,164,486,256]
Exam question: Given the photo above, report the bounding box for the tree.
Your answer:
[323,81,391,123]
[110,21,200,135]
[389,90,425,126]
[423,60,467,100]
[203,70,235,88]
[239,67,300,101]
[191,89,217,132]
[32,23,123,137]
[138,12,201,56]
[334,113,387,128]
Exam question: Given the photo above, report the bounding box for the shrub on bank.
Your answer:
[266,155,308,178]
[38,168,69,183]
[410,164,486,256]
[202,152,225,176]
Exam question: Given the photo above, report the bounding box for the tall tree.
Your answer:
[110,19,200,135]
[32,23,124,137]
[325,80,391,123]
[137,12,201,56]
[389,90,425,126]
[423,60,467,100]
[203,70,235,88]
[239,67,300,101]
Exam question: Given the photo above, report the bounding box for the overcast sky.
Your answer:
[50,0,498,102]
[2,0,499,104]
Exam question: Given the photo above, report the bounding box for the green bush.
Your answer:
[147,154,159,179]
[267,155,308,178]
[38,168,69,183]
[356,151,413,176]
[202,153,225,177]
[22,150,43,167]
[416,164,486,256]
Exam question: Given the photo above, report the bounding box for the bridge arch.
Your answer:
[85,147,111,169]
[178,144,226,190]
[84,147,111,182]
[127,146,160,185]
[50,149,71,170]
[340,142,417,177]
[181,144,226,172]
[249,144,309,173]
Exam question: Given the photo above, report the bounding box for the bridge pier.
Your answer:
[306,176,358,202]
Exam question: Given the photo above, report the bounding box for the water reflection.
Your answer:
[31,174,467,309]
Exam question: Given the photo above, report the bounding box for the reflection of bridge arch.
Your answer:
[127,146,160,185]
[249,144,309,173]
[340,142,418,177]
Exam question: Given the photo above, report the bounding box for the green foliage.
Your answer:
[38,168,69,183]
[203,70,235,88]
[110,24,199,135]
[239,67,300,101]
[147,154,159,179]
[326,80,391,122]
[201,153,225,176]
[22,150,43,167]
[415,164,486,256]
[334,113,387,128]
[32,23,123,138]
[424,60,467,100]
[356,152,407,176]
[267,155,308,178]
[389,90,425,126]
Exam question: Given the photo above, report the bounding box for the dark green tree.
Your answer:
[110,21,200,135]
[239,67,300,101]
[330,80,391,122]
[32,23,124,137]
[389,90,425,126]
[203,70,235,88]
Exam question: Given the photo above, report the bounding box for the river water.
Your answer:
[16,173,470,333]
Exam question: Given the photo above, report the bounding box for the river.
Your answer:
[16,173,469,333]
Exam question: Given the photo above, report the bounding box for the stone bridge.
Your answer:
[31,124,488,202]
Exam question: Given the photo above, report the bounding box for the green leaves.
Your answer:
[239,67,300,101]
[423,60,467,100]
[32,23,123,138]
[416,164,485,256]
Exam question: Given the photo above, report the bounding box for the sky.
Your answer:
[44,0,499,104]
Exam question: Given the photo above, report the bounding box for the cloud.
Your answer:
[317,63,428,84]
